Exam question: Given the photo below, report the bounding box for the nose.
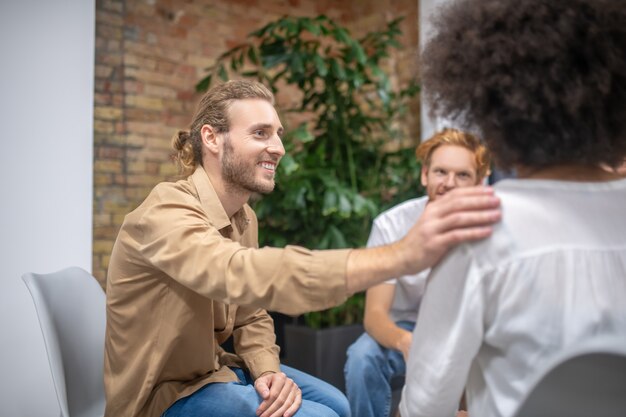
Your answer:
[267,134,285,157]
[444,173,457,188]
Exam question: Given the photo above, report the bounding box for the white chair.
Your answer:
[514,335,626,417]
[22,267,106,417]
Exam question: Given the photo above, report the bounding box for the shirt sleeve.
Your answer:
[133,187,350,316]
[399,245,485,417]
[232,305,281,379]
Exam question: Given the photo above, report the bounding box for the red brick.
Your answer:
[97,10,124,26]
[123,80,144,94]
[97,146,125,159]
[94,92,112,105]
[100,0,124,14]
[97,24,123,40]
[95,64,113,78]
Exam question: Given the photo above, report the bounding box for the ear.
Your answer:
[200,124,221,156]
[420,165,428,187]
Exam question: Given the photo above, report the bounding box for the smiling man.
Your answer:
[344,128,490,417]
[104,81,501,417]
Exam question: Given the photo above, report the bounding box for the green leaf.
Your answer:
[378,87,390,105]
[293,124,315,143]
[322,190,338,216]
[313,55,328,77]
[262,53,289,68]
[302,19,321,36]
[338,193,352,217]
[281,18,298,35]
[247,46,259,65]
[237,50,244,68]
[333,27,352,44]
[352,193,367,214]
[317,231,331,250]
[294,185,308,208]
[328,225,348,248]
[352,43,367,64]
[279,154,299,176]
[218,65,228,81]
[195,74,211,92]
[240,70,259,77]
[330,59,346,79]
[290,53,304,74]
[369,64,384,79]
[249,21,274,38]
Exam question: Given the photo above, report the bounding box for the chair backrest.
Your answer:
[23,267,106,417]
[514,335,626,417]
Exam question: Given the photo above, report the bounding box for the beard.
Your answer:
[221,135,276,195]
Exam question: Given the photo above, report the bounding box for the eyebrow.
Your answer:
[431,166,475,175]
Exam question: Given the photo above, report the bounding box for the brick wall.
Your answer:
[93,0,419,283]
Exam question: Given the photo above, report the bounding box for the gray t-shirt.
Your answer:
[367,196,430,323]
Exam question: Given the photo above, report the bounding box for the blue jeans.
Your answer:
[344,321,415,417]
[162,364,350,417]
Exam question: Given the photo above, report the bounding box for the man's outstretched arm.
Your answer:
[346,186,501,294]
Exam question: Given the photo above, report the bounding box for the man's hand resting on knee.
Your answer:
[255,371,302,417]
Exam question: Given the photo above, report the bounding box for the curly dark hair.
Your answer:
[421,0,626,169]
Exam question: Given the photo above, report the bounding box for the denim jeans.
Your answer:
[344,321,415,417]
[162,364,350,417]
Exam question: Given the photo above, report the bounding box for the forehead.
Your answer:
[227,98,281,129]
[429,144,477,172]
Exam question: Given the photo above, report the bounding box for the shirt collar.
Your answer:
[191,166,250,234]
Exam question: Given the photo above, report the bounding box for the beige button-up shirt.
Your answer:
[104,167,350,417]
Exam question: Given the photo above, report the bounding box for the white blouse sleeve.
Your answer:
[399,245,486,417]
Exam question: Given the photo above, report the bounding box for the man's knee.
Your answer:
[331,394,351,417]
[167,381,259,417]
[346,333,383,362]
[297,399,347,417]
[345,334,385,376]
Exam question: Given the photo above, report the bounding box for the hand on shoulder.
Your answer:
[397,186,501,275]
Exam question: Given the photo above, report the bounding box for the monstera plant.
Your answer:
[196,14,421,329]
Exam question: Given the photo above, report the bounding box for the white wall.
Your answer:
[0,1,95,415]
[420,0,453,141]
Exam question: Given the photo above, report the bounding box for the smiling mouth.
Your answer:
[258,161,277,171]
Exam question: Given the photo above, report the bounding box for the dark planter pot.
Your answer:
[283,323,364,393]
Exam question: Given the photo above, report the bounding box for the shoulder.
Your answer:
[133,178,206,216]
[126,178,203,224]
[150,177,198,202]
[367,196,428,246]
[373,196,428,230]
[376,196,428,221]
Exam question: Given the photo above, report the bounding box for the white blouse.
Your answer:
[399,177,626,417]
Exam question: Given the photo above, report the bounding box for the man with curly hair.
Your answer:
[400,0,626,416]
[344,128,490,417]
